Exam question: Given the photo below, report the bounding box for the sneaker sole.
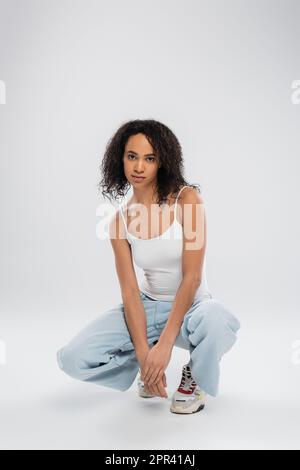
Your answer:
[138,390,156,398]
[170,403,205,414]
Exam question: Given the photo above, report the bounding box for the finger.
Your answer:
[147,368,161,385]
[162,373,167,388]
[144,369,153,384]
[144,379,153,393]
[143,365,153,383]
[144,382,152,394]
[141,365,150,381]
[146,379,159,397]
[154,377,166,398]
[152,381,165,398]
[154,370,164,385]
[157,380,168,398]
[146,381,156,396]
[148,373,167,398]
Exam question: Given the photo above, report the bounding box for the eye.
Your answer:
[128,154,155,162]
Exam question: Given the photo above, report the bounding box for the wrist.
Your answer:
[135,344,150,360]
[158,334,175,349]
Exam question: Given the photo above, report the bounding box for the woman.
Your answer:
[56,119,241,415]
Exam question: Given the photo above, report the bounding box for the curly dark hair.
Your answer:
[97,119,201,207]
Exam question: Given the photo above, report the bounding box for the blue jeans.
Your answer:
[56,291,241,397]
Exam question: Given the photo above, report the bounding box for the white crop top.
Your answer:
[118,185,213,302]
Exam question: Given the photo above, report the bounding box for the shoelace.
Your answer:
[178,365,197,394]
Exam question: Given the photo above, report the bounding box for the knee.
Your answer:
[188,299,241,339]
[206,300,240,334]
[56,345,81,379]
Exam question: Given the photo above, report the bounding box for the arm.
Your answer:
[159,188,206,347]
[109,210,149,361]
[141,188,207,386]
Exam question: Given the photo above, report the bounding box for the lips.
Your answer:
[132,175,146,180]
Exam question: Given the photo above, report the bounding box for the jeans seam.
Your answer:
[153,301,158,329]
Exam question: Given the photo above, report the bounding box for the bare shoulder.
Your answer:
[176,187,204,225]
[178,186,204,205]
[109,207,127,241]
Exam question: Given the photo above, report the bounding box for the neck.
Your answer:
[131,182,159,206]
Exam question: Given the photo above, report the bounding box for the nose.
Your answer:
[134,164,145,174]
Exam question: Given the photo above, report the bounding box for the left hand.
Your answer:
[140,341,173,387]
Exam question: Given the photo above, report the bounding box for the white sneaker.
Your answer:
[170,364,206,414]
[137,370,156,398]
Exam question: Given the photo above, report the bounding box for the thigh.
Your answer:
[62,291,159,365]
[154,296,240,351]
[155,298,191,350]
[180,297,241,344]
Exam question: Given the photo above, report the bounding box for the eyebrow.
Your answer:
[127,150,156,157]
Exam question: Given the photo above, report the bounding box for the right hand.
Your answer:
[136,347,168,398]
[144,372,168,398]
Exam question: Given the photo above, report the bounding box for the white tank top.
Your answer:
[118,185,213,301]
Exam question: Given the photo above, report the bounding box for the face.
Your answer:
[123,133,160,188]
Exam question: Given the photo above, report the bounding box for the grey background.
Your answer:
[0,0,299,450]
